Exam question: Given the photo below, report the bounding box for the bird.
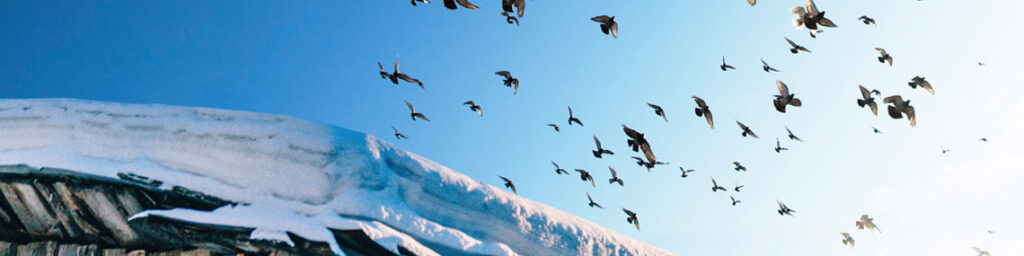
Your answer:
[575,169,596,187]
[840,232,855,248]
[978,61,986,66]
[591,15,618,38]
[791,0,837,38]
[552,161,568,175]
[731,196,741,206]
[568,106,583,126]
[908,76,935,94]
[858,15,876,26]
[411,0,429,7]
[745,0,756,6]
[442,0,478,10]
[733,162,747,172]
[711,178,728,192]
[941,147,951,154]
[392,126,407,140]
[693,96,714,129]
[463,101,483,116]
[501,12,519,26]
[875,48,893,66]
[775,138,788,153]
[495,71,519,94]
[858,85,880,116]
[405,101,431,121]
[379,56,425,89]
[736,121,758,138]
[647,103,667,122]
[586,193,603,209]
[498,176,516,194]
[884,95,916,126]
[972,246,990,256]
[980,138,988,142]
[786,127,803,142]
[592,136,614,158]
[856,214,882,234]
[785,37,812,54]
[720,56,736,71]
[623,125,656,163]
[547,123,560,132]
[632,157,667,172]
[734,184,744,192]
[622,208,640,231]
[679,167,694,178]
[777,201,796,216]
[986,230,996,234]
[501,0,525,18]
[872,127,883,134]
[773,80,803,113]
[608,167,624,186]
[761,59,780,72]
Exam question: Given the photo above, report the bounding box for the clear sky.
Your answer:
[2,0,1023,255]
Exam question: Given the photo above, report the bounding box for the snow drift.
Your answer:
[0,99,672,256]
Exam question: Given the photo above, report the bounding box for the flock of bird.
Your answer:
[375,0,997,254]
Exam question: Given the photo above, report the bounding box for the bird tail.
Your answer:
[857,99,866,107]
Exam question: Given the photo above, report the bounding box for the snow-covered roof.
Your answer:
[0,99,672,256]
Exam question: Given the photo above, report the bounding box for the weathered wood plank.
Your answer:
[112,189,144,218]
[125,250,145,256]
[32,181,81,239]
[73,188,140,246]
[56,243,81,256]
[0,241,15,256]
[101,248,126,256]
[51,182,102,237]
[177,249,211,256]
[0,183,60,238]
[16,241,57,256]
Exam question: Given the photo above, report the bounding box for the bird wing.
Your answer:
[785,38,801,49]
[875,47,887,56]
[499,175,511,183]
[395,73,421,84]
[568,106,574,116]
[413,113,431,122]
[777,80,790,95]
[859,85,872,99]
[859,16,867,20]
[405,101,415,112]
[805,0,819,15]
[883,95,903,104]
[591,15,611,22]
[905,105,916,126]
[622,125,642,139]
[868,101,878,115]
[622,208,635,216]
[495,70,511,78]
[736,121,747,130]
[705,111,714,128]
[818,17,837,27]
[463,100,474,105]
[633,219,640,230]
[514,0,525,17]
[455,0,478,9]
[587,192,593,202]
[747,0,756,6]
[920,81,934,94]
[647,102,661,111]
[641,143,656,163]
[610,21,618,38]
[608,166,617,177]
[593,135,602,148]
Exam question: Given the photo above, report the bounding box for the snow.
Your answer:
[0,98,673,256]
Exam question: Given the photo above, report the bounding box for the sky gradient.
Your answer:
[2,0,1023,255]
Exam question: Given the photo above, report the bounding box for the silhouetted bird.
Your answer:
[463,101,482,116]
[568,106,583,126]
[501,0,525,17]
[720,56,736,71]
[498,176,516,194]
[379,57,424,89]
[840,232,855,248]
[693,96,714,129]
[552,161,568,175]
[858,85,880,116]
[761,59,780,72]
[980,138,988,142]
[858,15,876,26]
[777,201,796,216]
[786,126,803,142]
[791,0,837,38]
[501,12,519,25]
[623,208,640,230]
[773,80,803,113]
[647,103,667,122]
[872,127,883,134]
[592,136,614,158]
[591,15,618,38]
[884,95,916,126]
[775,138,788,153]
[632,157,667,172]
[972,246,991,256]
[733,161,747,172]
[734,184,744,192]
[392,126,407,140]
[856,214,881,234]
[731,196,741,206]
[711,178,727,192]
[907,76,934,94]
[785,37,811,54]
[745,0,756,6]
[405,101,431,121]
[737,121,758,138]
[575,169,596,187]
[587,193,603,209]
[547,124,560,132]
[411,0,429,7]
[442,0,478,10]
[679,167,694,178]
[608,167,624,186]
[941,147,951,154]
[495,71,519,94]
[875,48,893,66]
[623,125,656,163]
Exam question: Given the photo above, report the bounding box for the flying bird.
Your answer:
[941,147,951,154]
[463,101,483,116]
[773,80,803,113]
[442,0,478,10]
[980,138,988,142]
[972,247,990,256]
[711,178,728,192]
[501,12,519,26]
[501,0,525,17]
[978,61,986,66]
[731,196,742,206]
[736,121,758,138]
[733,161,747,172]
[858,85,880,115]
[586,193,603,209]
[856,214,882,234]
[693,96,714,129]
[379,57,424,89]
[775,138,788,153]
[591,15,618,38]
[623,125,656,163]
[547,123,560,132]
[568,106,583,126]
[858,15,876,26]
[986,230,995,234]
[884,95,916,126]
[552,161,568,175]
[608,167,624,186]
[908,76,935,94]
[679,167,694,178]
[761,59,780,72]
[647,103,667,122]
[745,0,756,6]
[411,0,429,7]
[875,48,893,66]
[785,37,812,54]
[575,169,596,187]
[498,176,517,194]
[872,127,883,134]
[786,126,803,142]
[777,201,796,216]
[592,136,615,158]
[791,0,837,38]
[734,184,744,192]
[495,71,520,94]
[632,157,667,172]
[623,208,640,230]
[405,101,431,121]
[840,232,855,248]
[720,56,736,71]
[392,126,407,140]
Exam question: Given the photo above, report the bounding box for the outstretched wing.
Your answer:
[405,101,415,112]
[777,80,790,95]
[591,15,611,23]
[593,135,602,148]
[875,47,887,56]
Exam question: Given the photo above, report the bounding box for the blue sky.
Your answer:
[2,0,1023,255]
